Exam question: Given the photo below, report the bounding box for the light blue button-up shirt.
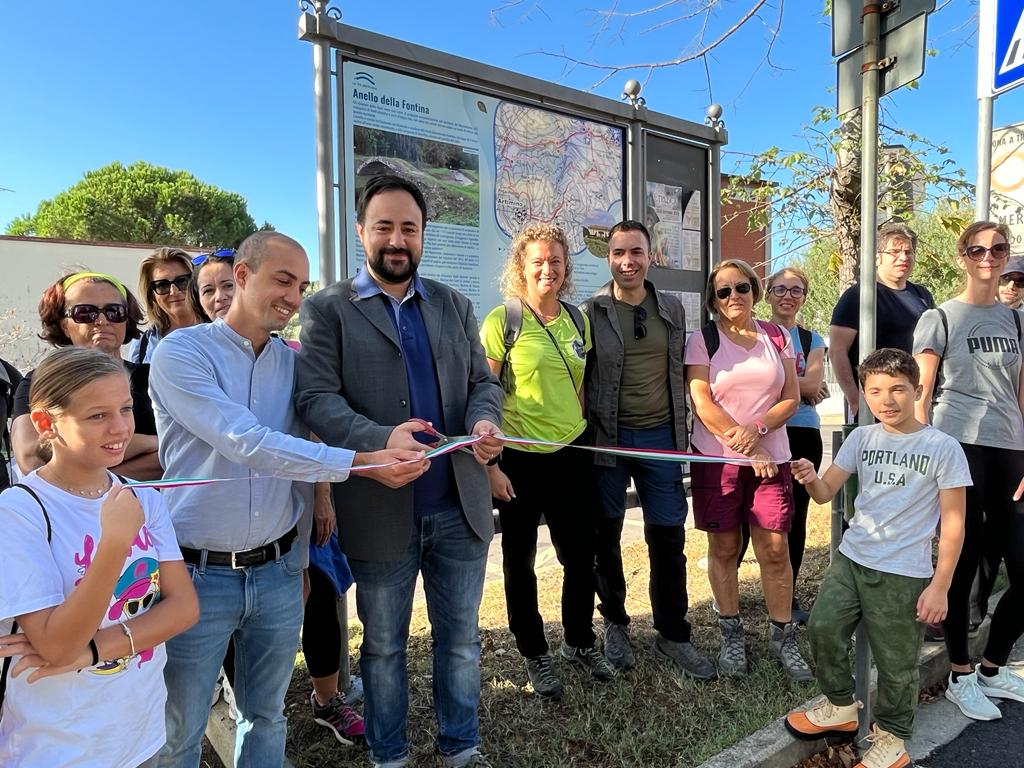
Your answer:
[149,319,354,552]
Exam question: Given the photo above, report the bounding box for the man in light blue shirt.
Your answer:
[151,231,427,768]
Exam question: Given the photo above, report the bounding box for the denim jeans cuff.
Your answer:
[372,756,410,768]
[444,747,482,767]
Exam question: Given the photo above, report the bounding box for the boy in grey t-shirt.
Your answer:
[784,349,969,768]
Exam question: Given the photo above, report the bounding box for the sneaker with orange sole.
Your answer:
[854,725,911,768]
[785,696,860,740]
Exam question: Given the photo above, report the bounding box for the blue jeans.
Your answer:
[596,423,686,526]
[348,505,488,766]
[156,542,304,768]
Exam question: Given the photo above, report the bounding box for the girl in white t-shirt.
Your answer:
[0,347,198,767]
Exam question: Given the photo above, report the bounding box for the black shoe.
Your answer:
[525,654,564,699]
[791,600,810,626]
[560,641,617,681]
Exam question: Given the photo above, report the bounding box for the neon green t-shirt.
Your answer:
[480,302,591,453]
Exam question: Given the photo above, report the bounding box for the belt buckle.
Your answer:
[230,550,243,570]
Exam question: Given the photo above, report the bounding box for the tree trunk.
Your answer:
[830,110,862,291]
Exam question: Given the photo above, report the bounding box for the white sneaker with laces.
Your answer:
[975,664,1024,703]
[945,671,1002,721]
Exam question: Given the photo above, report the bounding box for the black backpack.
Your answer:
[500,299,587,393]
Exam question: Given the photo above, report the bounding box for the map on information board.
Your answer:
[342,62,625,315]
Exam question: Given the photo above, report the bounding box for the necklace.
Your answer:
[42,469,111,498]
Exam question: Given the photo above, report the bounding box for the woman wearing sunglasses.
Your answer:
[685,258,811,681]
[127,248,203,364]
[10,272,162,480]
[913,221,1024,720]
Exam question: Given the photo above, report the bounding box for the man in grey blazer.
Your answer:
[295,174,503,768]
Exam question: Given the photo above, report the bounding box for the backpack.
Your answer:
[701,319,789,359]
[0,362,18,491]
[0,484,50,720]
[934,306,1023,397]
[500,299,587,393]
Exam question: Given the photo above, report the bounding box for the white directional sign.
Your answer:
[980,0,1024,96]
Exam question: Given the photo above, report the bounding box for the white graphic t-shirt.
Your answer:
[0,472,182,767]
[834,424,972,578]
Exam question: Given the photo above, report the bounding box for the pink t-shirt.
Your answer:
[684,323,794,464]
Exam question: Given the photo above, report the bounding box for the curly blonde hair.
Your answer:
[498,223,575,300]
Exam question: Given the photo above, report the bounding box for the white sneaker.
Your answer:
[945,671,1002,721]
[975,664,1024,703]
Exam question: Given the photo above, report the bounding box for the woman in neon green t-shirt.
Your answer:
[480,223,613,700]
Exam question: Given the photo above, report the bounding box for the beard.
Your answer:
[368,246,420,284]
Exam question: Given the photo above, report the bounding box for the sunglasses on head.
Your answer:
[64,303,128,324]
[150,275,192,295]
[963,243,1011,261]
[633,304,648,340]
[192,248,236,267]
[715,282,753,301]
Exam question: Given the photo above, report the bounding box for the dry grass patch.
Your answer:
[285,505,837,767]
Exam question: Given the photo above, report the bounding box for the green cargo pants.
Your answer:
[807,551,929,739]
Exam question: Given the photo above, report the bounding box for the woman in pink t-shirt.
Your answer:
[684,259,811,682]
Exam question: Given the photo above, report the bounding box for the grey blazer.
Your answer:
[294,276,503,561]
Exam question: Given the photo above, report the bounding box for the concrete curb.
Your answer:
[696,592,1003,768]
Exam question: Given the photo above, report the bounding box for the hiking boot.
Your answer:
[654,635,717,681]
[454,753,494,768]
[791,598,811,626]
[525,653,564,699]
[718,616,748,678]
[975,664,1024,703]
[785,695,860,740]
[560,641,617,681]
[854,725,910,768]
[769,622,814,682]
[310,690,365,745]
[603,622,635,670]
[945,671,1002,720]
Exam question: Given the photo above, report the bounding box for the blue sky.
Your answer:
[1,1,1019,279]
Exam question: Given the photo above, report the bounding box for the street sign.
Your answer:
[833,0,935,58]
[837,13,927,116]
[980,0,1024,96]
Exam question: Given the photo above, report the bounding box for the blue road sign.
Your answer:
[994,0,1024,94]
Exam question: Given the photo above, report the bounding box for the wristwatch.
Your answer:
[754,420,769,436]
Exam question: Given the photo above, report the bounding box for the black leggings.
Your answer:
[737,426,823,586]
[943,443,1024,667]
[302,564,343,679]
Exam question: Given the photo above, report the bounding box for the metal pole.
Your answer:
[626,119,645,222]
[976,96,994,221]
[855,0,881,741]
[709,142,723,267]
[313,27,337,285]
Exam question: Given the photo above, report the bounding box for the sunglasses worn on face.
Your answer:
[192,248,236,267]
[633,305,648,340]
[1001,276,1024,288]
[964,243,1011,261]
[715,282,753,301]
[150,275,192,295]
[64,303,128,324]
[768,285,806,298]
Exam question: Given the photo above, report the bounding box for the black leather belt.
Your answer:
[180,526,297,569]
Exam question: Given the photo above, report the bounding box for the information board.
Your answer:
[341,61,626,314]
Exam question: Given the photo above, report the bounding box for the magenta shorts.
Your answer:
[691,460,794,533]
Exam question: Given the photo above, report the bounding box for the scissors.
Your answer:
[410,418,478,455]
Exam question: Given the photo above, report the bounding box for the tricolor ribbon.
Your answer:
[124,434,761,490]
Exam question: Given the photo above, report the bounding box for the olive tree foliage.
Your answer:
[7,161,271,247]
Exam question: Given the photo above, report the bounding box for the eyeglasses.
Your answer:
[768,285,807,298]
[715,282,753,301]
[633,305,647,340]
[150,275,192,295]
[192,248,236,267]
[1000,275,1024,288]
[964,243,1011,261]
[881,248,916,258]
[64,303,128,324]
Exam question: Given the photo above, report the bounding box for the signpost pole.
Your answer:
[311,3,338,287]
[855,0,882,742]
[977,95,994,221]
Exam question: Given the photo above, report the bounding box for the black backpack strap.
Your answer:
[934,307,949,397]
[0,483,50,718]
[1014,308,1022,350]
[701,322,720,360]
[502,299,523,353]
[798,326,812,359]
[136,329,152,365]
[559,301,587,347]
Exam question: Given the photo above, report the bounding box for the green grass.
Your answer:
[282,507,837,767]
